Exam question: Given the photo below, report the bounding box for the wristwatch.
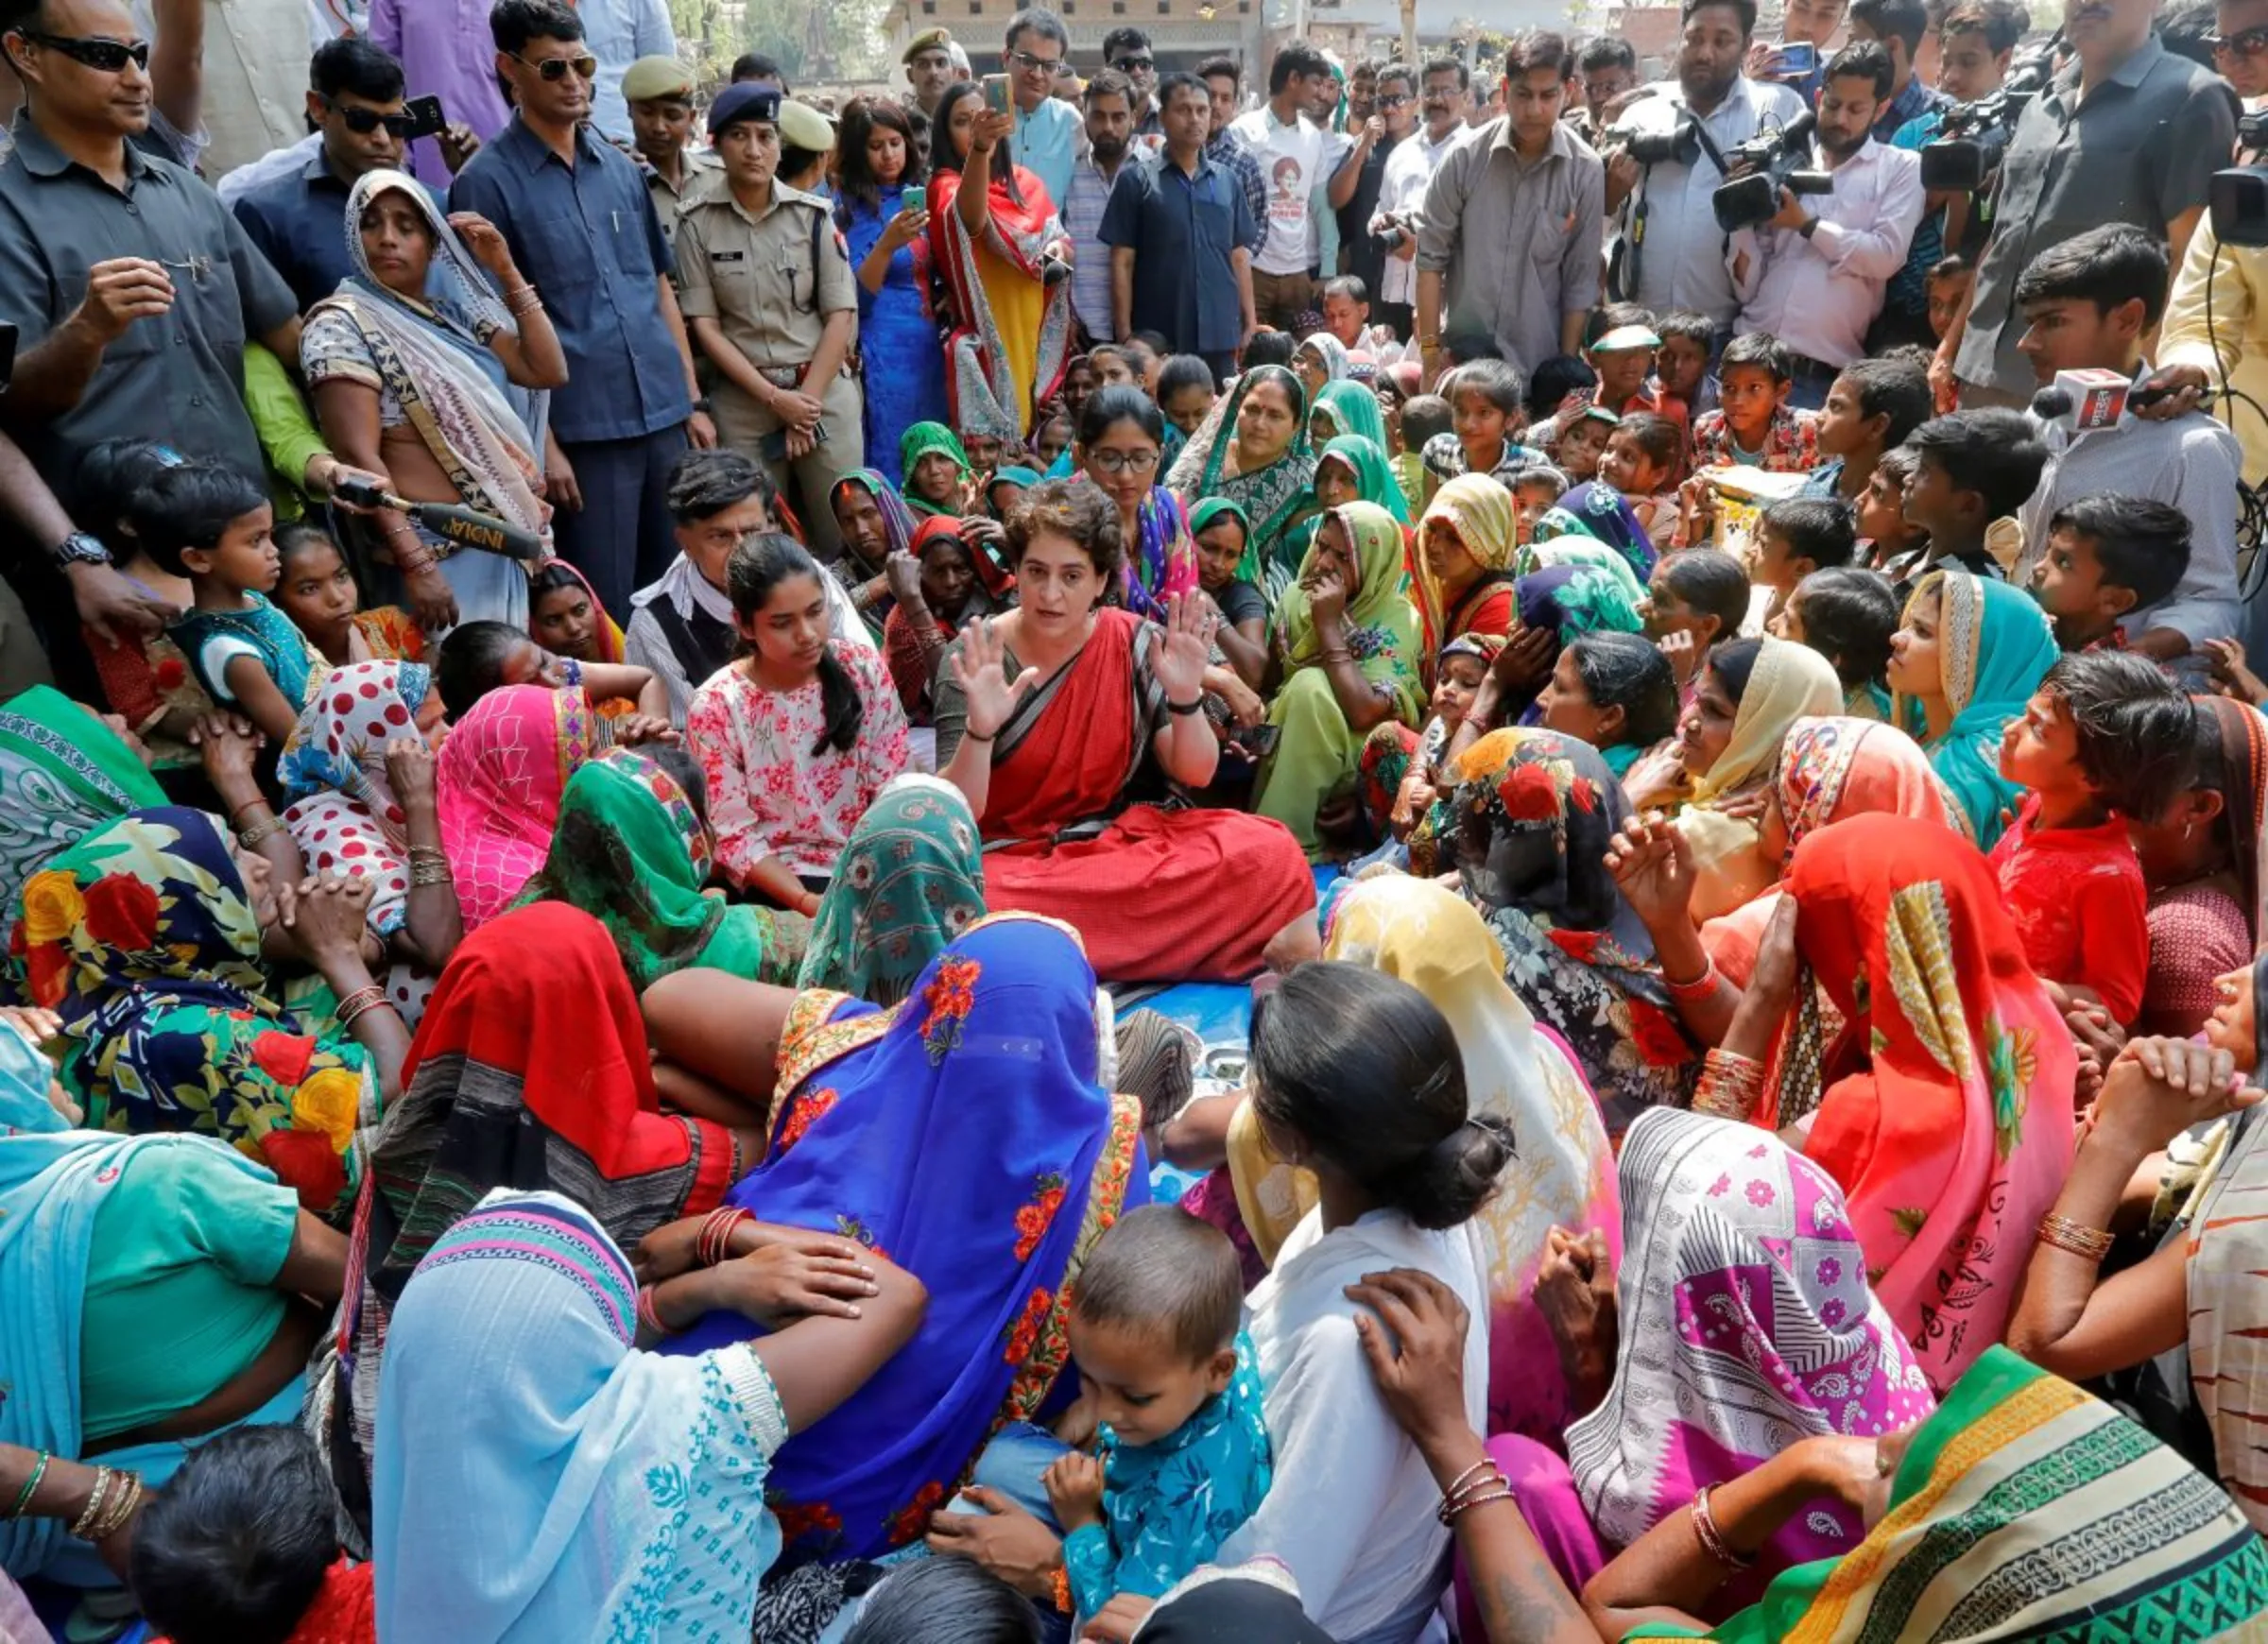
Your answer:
[51,530,111,568]
[1796,217,1820,240]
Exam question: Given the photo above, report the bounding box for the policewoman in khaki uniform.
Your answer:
[675,83,864,557]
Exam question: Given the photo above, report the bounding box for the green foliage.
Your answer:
[670,0,892,82]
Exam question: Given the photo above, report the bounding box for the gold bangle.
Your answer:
[1692,1047,1764,1121]
[65,1468,112,1541]
[237,814,283,848]
[2036,1211,2114,1262]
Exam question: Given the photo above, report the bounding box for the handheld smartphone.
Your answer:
[902,184,926,215]
[1238,723,1282,758]
[983,73,1011,113]
[403,94,447,141]
[761,421,831,463]
[1769,40,1820,75]
[0,322,17,394]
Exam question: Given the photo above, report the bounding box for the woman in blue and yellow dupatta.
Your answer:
[658,914,1147,1562]
[927,83,1074,441]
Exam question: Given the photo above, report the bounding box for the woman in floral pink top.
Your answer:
[687,535,910,912]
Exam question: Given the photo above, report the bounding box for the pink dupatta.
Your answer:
[436,685,595,929]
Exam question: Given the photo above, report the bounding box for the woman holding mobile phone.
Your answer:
[835,96,950,489]
[926,79,1075,443]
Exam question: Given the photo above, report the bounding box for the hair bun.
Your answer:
[1393,1114,1514,1230]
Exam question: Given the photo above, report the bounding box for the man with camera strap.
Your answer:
[1729,43,1925,407]
[1601,0,1806,341]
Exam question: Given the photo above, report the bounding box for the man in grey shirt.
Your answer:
[1600,0,1807,334]
[1415,29,1604,381]
[1946,0,2235,405]
[0,0,300,485]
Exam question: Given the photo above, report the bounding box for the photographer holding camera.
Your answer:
[1414,31,1605,380]
[1942,0,2236,408]
[1728,43,1926,405]
[1602,0,1807,337]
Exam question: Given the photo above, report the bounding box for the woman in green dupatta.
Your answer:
[1251,500,1422,859]
[512,747,807,991]
[1164,364,1317,603]
[1312,434,1410,527]
[0,687,165,939]
[1311,380,1390,453]
[900,421,974,519]
[796,772,988,1007]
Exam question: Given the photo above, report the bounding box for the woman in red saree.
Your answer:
[926,81,1074,441]
[933,479,1315,981]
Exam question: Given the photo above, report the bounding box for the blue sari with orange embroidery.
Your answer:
[660,914,1148,1562]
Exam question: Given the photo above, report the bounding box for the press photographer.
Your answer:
[1729,43,1927,405]
[1602,0,1806,334]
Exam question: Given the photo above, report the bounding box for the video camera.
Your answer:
[1918,45,2054,193]
[2211,107,2268,248]
[1710,110,1831,233]
[1599,111,1701,169]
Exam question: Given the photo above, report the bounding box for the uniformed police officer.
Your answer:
[674,82,863,559]
[902,27,957,167]
[623,55,719,243]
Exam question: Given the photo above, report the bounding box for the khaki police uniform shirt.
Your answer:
[647,146,722,243]
[673,176,855,373]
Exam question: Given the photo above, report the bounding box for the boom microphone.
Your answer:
[328,475,547,561]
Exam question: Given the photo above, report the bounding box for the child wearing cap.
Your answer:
[1586,305,1690,442]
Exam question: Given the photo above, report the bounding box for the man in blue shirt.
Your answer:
[1003,7,1079,208]
[1101,73,1255,383]
[1848,0,1947,138]
[450,0,714,616]
[233,37,443,313]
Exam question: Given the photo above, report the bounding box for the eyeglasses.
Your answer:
[512,51,598,81]
[1114,54,1155,71]
[329,100,416,136]
[1006,47,1065,74]
[1376,92,1413,107]
[1086,448,1160,474]
[2209,23,2268,54]
[14,29,148,72]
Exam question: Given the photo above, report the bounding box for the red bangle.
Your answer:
[1049,1567,1073,1614]
[696,1207,752,1268]
[636,1283,672,1336]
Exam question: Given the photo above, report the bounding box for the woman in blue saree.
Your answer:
[660,913,1148,1563]
[837,97,950,490]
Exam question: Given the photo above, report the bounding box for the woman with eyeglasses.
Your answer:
[927,80,1075,443]
[1074,385,1197,620]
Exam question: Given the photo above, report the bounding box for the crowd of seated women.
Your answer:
[10,330,2268,1644]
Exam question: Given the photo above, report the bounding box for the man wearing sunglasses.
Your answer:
[450,0,716,618]
[1002,7,1080,209]
[0,0,301,499]
[1101,26,1161,136]
[232,38,429,312]
[1335,60,1411,312]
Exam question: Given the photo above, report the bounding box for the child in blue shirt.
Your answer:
[1042,1205,1271,1620]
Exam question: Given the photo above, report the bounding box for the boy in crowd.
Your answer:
[1396,393,1452,513]
[2012,225,2242,673]
[1587,307,1686,431]
[1857,445,1926,570]
[1805,355,1933,505]
[1894,407,2047,588]
[1926,255,1974,343]
[2029,493,2193,653]
[1991,651,2196,1027]
[1690,334,1819,471]
[1653,310,1719,420]
[1750,496,1860,626]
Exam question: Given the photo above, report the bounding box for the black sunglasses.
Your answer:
[2210,23,2268,54]
[330,100,416,137]
[15,29,148,71]
[1114,54,1155,71]
[512,51,597,81]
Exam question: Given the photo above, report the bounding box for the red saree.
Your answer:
[927,165,1074,439]
[969,608,1314,981]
